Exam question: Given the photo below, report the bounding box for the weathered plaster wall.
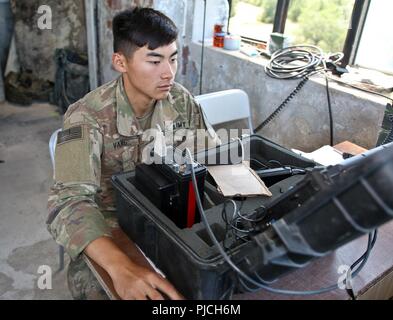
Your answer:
[97,0,191,86]
[154,0,191,87]
[10,0,87,82]
[97,0,153,85]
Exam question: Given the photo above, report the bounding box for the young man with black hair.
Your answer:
[47,7,220,300]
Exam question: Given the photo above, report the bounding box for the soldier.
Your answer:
[47,7,220,300]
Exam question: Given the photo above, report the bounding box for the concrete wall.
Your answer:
[97,0,153,85]
[97,0,202,87]
[155,0,191,88]
[97,0,190,85]
[10,0,87,82]
[96,0,228,88]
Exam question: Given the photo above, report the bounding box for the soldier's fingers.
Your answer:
[150,276,184,300]
[145,286,165,300]
[124,290,148,300]
[124,281,164,300]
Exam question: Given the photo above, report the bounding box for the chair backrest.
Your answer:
[195,89,253,133]
[49,129,62,169]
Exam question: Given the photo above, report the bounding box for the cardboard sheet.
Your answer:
[208,162,272,197]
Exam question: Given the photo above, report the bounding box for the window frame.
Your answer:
[227,0,373,68]
[341,0,371,67]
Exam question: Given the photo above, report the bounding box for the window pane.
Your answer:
[355,0,393,74]
[229,0,278,41]
[285,0,355,52]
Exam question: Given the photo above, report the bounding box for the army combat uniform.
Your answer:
[47,76,220,299]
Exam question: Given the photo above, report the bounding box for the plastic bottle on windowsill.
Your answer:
[213,32,225,48]
[224,34,241,51]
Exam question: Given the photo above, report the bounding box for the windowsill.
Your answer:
[190,41,392,105]
[196,41,272,68]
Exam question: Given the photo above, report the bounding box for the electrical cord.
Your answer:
[254,75,311,133]
[221,198,254,248]
[250,158,270,169]
[257,45,344,146]
[199,0,207,95]
[185,148,377,299]
[324,72,334,146]
[235,137,245,161]
[265,45,326,79]
[250,158,305,171]
[221,197,266,242]
[325,75,393,147]
[238,230,377,297]
[187,148,273,295]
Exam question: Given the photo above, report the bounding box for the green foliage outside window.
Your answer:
[233,0,354,52]
[288,0,354,52]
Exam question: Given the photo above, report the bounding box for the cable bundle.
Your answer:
[257,45,344,145]
[265,45,343,80]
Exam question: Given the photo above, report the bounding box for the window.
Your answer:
[285,0,355,53]
[193,0,229,44]
[228,0,278,42]
[355,0,393,74]
[228,0,354,52]
[227,0,393,75]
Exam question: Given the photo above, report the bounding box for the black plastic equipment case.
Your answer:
[134,162,207,228]
[112,136,393,300]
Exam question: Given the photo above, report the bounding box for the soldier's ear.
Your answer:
[112,53,127,73]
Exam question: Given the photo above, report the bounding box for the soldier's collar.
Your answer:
[116,76,177,136]
[116,76,137,136]
[167,90,174,105]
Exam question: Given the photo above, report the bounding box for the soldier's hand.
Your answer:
[85,236,184,300]
[109,263,184,300]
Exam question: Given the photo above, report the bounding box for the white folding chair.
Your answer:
[49,128,65,272]
[195,89,254,134]
[49,129,62,169]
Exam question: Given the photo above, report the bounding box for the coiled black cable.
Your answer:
[256,45,344,146]
[265,45,326,79]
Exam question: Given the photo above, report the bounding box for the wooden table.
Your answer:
[84,222,393,300]
[233,221,393,300]
[85,141,393,300]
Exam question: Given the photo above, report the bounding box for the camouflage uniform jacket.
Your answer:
[47,76,220,260]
